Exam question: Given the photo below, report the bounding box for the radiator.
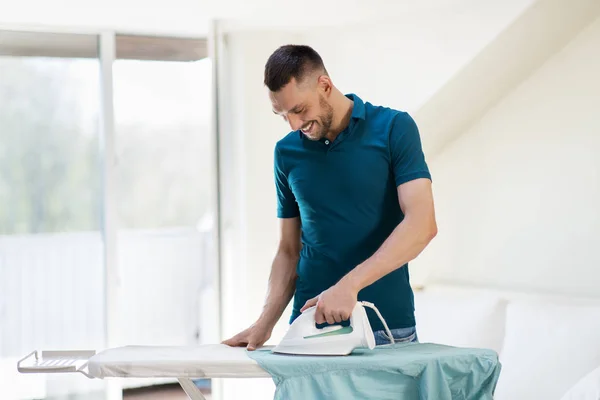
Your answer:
[0,228,215,397]
[0,231,106,358]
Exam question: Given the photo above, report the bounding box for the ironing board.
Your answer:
[18,343,501,400]
[17,344,270,400]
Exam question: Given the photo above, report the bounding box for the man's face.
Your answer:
[270,77,333,141]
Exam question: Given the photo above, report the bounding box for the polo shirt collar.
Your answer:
[346,93,366,120]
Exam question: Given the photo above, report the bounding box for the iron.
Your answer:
[272,301,395,356]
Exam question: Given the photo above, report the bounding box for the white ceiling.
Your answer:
[0,0,498,36]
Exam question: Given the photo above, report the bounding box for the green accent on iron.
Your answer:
[304,326,353,339]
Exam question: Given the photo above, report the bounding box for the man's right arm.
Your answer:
[222,144,301,350]
[221,217,301,350]
[257,216,301,329]
[262,144,302,327]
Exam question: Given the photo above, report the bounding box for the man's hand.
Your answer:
[221,320,273,351]
[300,280,358,325]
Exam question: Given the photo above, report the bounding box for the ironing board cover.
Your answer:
[246,342,501,400]
[88,344,269,379]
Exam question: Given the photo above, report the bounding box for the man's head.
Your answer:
[265,45,334,141]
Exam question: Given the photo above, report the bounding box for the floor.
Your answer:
[123,383,212,400]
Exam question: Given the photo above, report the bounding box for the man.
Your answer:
[223,45,437,351]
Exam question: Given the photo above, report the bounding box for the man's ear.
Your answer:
[317,74,332,96]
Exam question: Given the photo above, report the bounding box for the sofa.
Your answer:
[412,283,600,399]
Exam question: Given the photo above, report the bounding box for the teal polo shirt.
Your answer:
[274,93,431,332]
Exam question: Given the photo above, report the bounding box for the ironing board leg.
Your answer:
[178,378,207,400]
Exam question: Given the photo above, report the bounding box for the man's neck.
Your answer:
[326,92,354,141]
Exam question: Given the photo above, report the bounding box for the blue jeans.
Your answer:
[373,326,418,346]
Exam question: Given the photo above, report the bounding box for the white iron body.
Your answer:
[272,301,393,356]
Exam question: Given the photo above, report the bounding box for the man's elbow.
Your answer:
[277,241,301,262]
[422,214,438,244]
[429,217,438,240]
[405,213,437,247]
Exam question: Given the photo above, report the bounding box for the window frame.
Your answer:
[0,27,223,395]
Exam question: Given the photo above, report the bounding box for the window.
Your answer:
[0,30,218,399]
[0,30,106,399]
[112,35,216,346]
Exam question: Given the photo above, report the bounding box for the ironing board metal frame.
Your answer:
[17,350,227,400]
[178,377,208,400]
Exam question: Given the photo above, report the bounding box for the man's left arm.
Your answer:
[340,178,437,292]
[344,111,436,291]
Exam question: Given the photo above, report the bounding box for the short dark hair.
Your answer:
[264,44,327,92]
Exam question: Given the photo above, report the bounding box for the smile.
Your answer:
[301,121,314,134]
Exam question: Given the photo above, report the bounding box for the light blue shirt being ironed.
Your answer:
[247,342,501,400]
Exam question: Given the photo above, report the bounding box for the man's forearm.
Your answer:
[341,213,437,293]
[258,249,299,328]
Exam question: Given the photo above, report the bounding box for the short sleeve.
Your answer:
[274,145,300,218]
[389,112,432,187]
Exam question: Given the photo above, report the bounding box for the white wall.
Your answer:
[300,0,534,116]
[0,0,500,37]
[414,16,600,297]
[0,0,210,36]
